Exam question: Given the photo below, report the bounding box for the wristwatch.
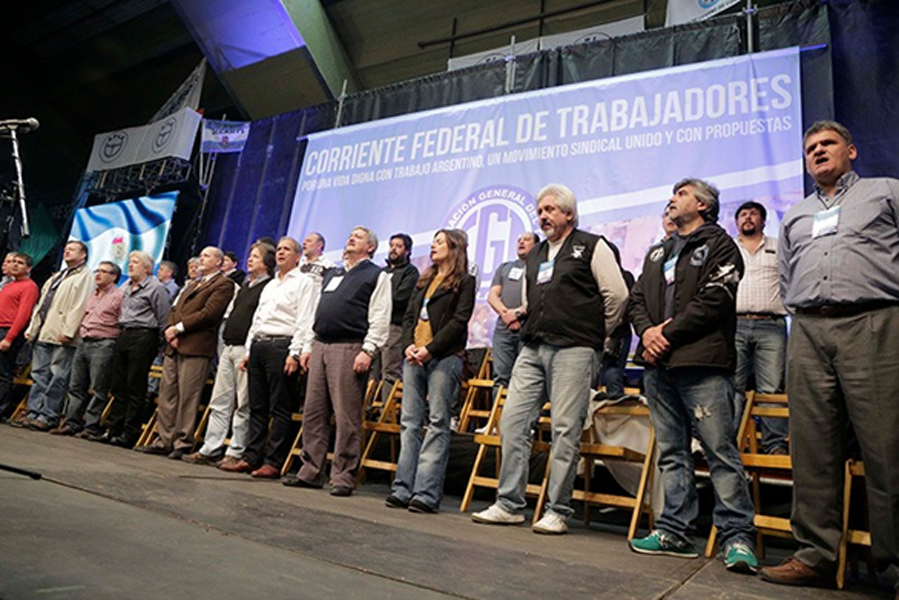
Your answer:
[362,348,376,358]
[514,308,523,320]
[289,352,300,361]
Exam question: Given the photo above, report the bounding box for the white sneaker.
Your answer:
[471,503,525,525]
[532,511,568,535]
[450,417,460,432]
[473,424,488,435]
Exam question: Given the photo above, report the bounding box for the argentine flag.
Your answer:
[68,192,178,281]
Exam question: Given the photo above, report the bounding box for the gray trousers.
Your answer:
[299,340,367,489]
[788,305,899,586]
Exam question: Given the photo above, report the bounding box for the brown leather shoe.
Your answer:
[183,451,218,466]
[218,458,255,473]
[50,424,76,436]
[250,464,281,479]
[759,558,834,587]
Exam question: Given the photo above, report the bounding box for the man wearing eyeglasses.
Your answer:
[51,261,123,437]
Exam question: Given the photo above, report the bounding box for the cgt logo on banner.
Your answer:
[666,0,742,26]
[446,185,538,300]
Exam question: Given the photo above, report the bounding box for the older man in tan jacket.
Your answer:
[14,240,94,430]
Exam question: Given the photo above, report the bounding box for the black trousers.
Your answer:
[0,327,25,417]
[105,328,159,442]
[243,338,300,468]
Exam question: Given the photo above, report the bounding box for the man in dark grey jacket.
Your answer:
[628,178,757,575]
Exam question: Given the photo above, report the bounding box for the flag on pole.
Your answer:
[201,119,251,153]
[666,0,742,26]
[68,193,178,279]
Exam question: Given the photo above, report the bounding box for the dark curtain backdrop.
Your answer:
[196,0,895,268]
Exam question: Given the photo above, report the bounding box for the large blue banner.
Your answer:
[290,48,803,345]
[69,192,178,281]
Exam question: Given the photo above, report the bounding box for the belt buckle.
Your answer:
[820,305,836,317]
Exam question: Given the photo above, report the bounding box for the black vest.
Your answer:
[313,260,381,342]
[522,229,606,349]
[222,277,271,345]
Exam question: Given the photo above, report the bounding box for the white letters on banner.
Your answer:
[86,107,202,172]
[666,0,743,26]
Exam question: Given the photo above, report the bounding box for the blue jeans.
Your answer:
[600,329,632,399]
[733,317,788,452]
[27,341,76,427]
[491,326,522,390]
[64,338,116,433]
[496,342,599,519]
[392,354,463,509]
[645,366,756,548]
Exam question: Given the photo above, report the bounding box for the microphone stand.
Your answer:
[6,126,31,238]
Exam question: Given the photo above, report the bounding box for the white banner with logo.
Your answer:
[86,107,202,172]
[666,0,743,26]
[448,39,540,72]
[540,16,645,49]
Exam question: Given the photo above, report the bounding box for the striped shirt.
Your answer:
[735,235,786,315]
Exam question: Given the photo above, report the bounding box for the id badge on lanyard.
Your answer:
[812,205,841,238]
[536,260,554,285]
[664,256,678,285]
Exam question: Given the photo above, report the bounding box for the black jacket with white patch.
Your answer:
[629,222,744,371]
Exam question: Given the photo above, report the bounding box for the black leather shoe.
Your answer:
[88,430,112,443]
[110,435,135,448]
[282,476,324,489]
[385,494,408,509]
[330,485,353,497]
[168,448,187,460]
[408,499,437,514]
[136,444,169,455]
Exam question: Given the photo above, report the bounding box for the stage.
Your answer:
[0,426,887,599]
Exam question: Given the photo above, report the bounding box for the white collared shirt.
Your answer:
[244,267,320,355]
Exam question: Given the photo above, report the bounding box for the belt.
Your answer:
[82,336,115,342]
[737,313,785,320]
[254,334,291,343]
[119,326,156,331]
[795,300,899,318]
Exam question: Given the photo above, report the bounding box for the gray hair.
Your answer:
[673,178,720,223]
[278,236,302,253]
[353,226,379,256]
[536,184,579,228]
[129,250,155,274]
[803,120,852,146]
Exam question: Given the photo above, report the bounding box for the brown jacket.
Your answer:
[166,272,235,358]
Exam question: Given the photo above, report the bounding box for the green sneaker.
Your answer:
[724,541,759,574]
[629,530,699,558]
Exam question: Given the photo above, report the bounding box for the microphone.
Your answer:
[0,118,40,133]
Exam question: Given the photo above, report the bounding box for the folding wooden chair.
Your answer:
[837,459,874,589]
[359,380,404,477]
[572,396,656,540]
[457,377,494,434]
[460,388,551,525]
[705,391,792,557]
